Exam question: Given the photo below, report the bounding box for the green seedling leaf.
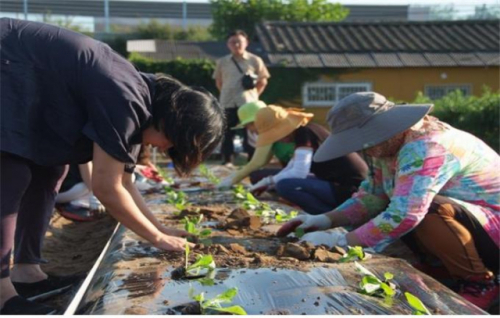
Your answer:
[356,262,396,298]
[380,282,396,297]
[208,305,247,315]
[203,287,238,308]
[199,229,212,238]
[384,272,394,281]
[193,291,205,303]
[360,275,382,294]
[295,228,305,238]
[188,255,215,270]
[184,219,196,234]
[274,210,299,223]
[198,277,215,286]
[199,164,221,185]
[405,292,431,315]
[339,246,366,263]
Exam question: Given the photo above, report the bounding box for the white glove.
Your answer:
[299,229,347,248]
[89,193,105,213]
[249,176,273,192]
[216,175,234,189]
[295,214,332,232]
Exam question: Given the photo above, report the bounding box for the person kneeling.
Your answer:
[278,92,499,311]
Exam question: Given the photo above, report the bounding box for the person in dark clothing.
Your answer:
[0,18,224,314]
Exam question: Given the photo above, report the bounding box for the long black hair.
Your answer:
[151,74,225,175]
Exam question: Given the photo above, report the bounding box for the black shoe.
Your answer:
[13,274,85,299]
[0,296,57,315]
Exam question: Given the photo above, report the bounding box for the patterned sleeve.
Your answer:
[352,140,460,251]
[333,159,390,226]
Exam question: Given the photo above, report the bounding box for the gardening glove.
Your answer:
[89,193,106,214]
[216,174,235,190]
[249,176,273,196]
[299,229,347,248]
[276,214,332,237]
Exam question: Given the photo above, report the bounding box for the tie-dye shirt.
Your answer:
[335,116,500,252]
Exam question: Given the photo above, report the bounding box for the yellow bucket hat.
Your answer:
[255,106,314,147]
[232,101,267,130]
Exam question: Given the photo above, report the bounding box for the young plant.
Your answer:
[165,188,190,213]
[355,262,396,298]
[233,185,249,201]
[404,292,431,315]
[184,243,216,277]
[274,209,298,223]
[199,164,220,185]
[339,246,367,263]
[157,167,175,185]
[190,287,247,315]
[182,215,212,240]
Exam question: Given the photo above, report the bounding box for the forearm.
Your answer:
[95,184,162,244]
[256,79,267,95]
[123,176,163,229]
[231,144,273,184]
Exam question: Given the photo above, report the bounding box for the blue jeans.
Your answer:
[275,177,337,215]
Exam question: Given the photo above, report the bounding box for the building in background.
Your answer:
[2,0,473,33]
[253,20,500,124]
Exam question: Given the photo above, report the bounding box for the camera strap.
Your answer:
[231,57,245,74]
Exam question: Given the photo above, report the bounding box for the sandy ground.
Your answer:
[38,211,117,311]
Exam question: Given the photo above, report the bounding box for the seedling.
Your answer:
[233,185,249,201]
[355,262,396,298]
[165,187,190,213]
[233,185,298,224]
[183,243,216,277]
[182,215,212,240]
[190,287,247,315]
[157,167,175,185]
[274,209,298,223]
[405,292,430,315]
[339,246,367,263]
[199,164,220,185]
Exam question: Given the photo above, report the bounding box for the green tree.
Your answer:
[136,19,215,41]
[210,0,349,40]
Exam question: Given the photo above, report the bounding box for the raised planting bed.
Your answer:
[71,166,486,315]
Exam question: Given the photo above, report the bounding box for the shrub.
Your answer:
[128,53,217,95]
[413,87,499,152]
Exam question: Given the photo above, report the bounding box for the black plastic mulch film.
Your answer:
[75,174,485,315]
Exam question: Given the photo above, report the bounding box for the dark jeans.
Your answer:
[0,153,66,278]
[221,108,254,162]
[249,168,282,185]
[276,177,338,215]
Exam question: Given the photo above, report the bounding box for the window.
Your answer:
[302,82,371,107]
[424,84,471,100]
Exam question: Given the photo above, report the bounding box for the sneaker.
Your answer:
[13,274,85,299]
[458,280,499,311]
[0,296,57,315]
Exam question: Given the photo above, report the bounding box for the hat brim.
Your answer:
[231,118,254,130]
[256,113,313,147]
[313,104,433,162]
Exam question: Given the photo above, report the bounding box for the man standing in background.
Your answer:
[213,30,270,166]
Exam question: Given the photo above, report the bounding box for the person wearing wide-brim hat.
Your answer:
[278,92,500,310]
[218,105,368,215]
